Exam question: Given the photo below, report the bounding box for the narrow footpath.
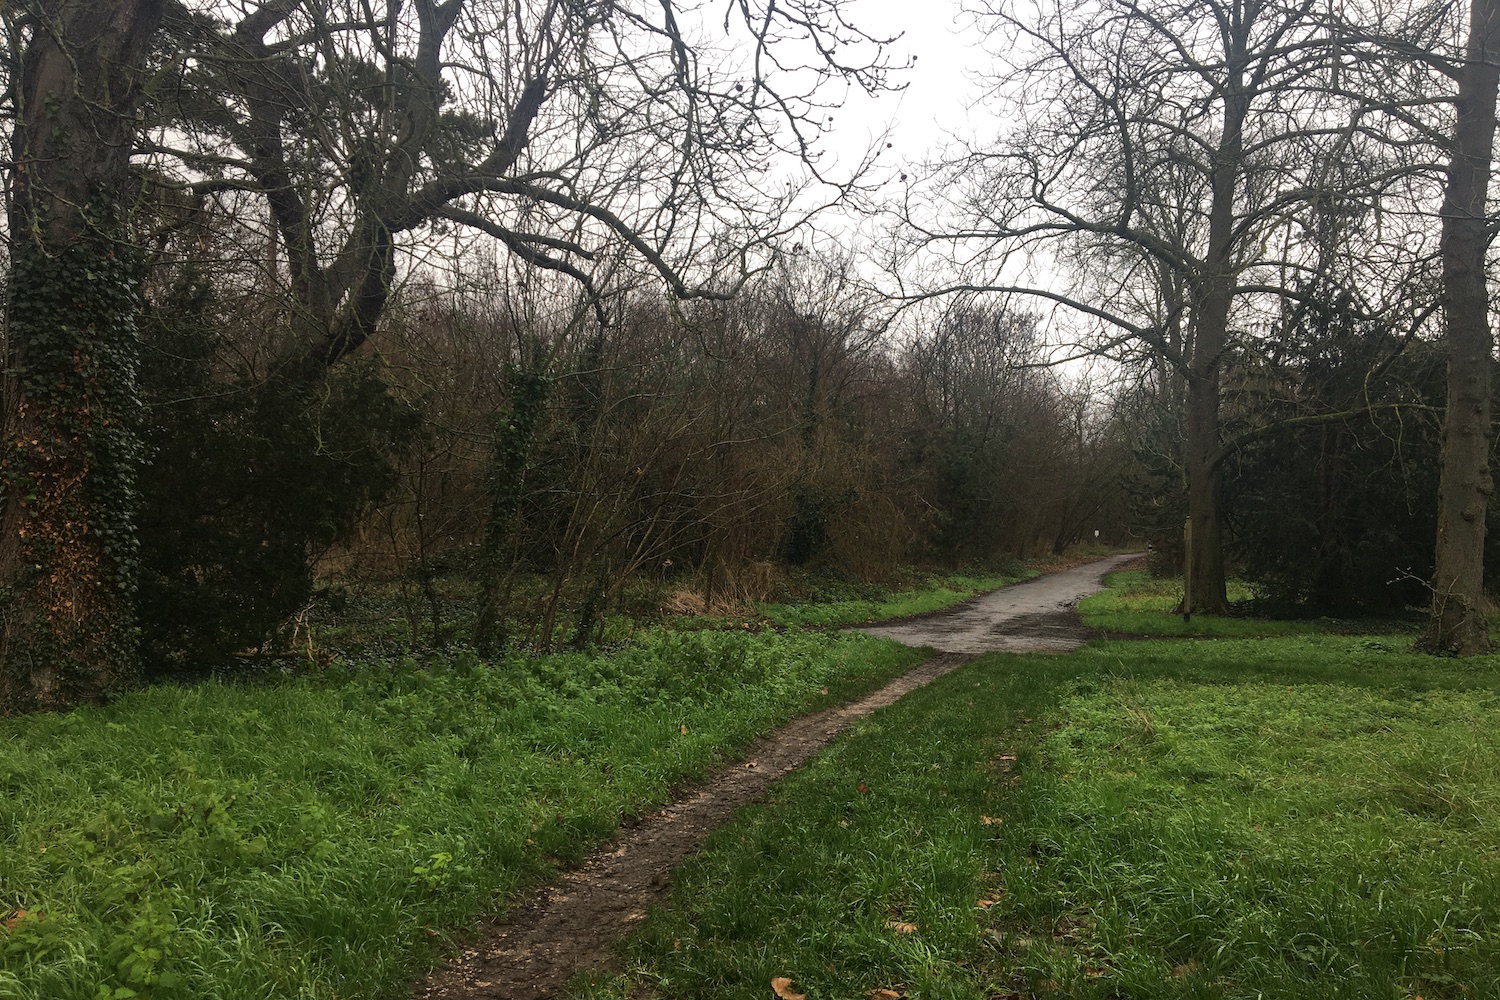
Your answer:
[419,553,1141,1000]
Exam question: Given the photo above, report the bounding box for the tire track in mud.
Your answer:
[419,553,1141,1000]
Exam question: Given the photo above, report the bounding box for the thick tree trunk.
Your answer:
[1183,369,1229,614]
[1419,0,1500,656]
[0,0,164,712]
[1177,68,1249,617]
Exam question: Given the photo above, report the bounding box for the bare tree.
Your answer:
[1419,0,1499,654]
[1315,0,1498,652]
[0,0,900,708]
[895,0,1420,613]
[147,0,899,369]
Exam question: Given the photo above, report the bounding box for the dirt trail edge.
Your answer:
[418,553,1140,1000]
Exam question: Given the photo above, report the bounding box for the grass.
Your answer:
[0,629,923,1000]
[1078,570,1341,637]
[758,569,1037,628]
[582,587,1500,999]
[307,565,1042,658]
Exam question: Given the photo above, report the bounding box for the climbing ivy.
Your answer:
[1,232,146,711]
[472,364,552,654]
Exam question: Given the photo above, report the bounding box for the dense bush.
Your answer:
[135,279,420,674]
[1222,298,1500,611]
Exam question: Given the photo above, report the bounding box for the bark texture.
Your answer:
[1179,51,1251,616]
[1420,0,1500,656]
[0,0,164,711]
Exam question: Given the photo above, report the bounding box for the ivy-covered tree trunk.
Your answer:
[1419,0,1500,657]
[0,0,164,712]
[472,367,551,656]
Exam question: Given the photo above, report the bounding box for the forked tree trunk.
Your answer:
[1419,0,1500,656]
[0,0,164,712]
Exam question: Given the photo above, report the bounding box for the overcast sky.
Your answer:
[823,0,990,174]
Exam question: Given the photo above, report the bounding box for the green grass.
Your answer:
[582,630,1500,998]
[1078,570,1333,637]
[758,570,1037,628]
[0,629,923,1000]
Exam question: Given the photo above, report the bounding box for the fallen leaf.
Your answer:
[980,815,1003,825]
[885,920,918,934]
[672,939,682,951]
[819,687,829,695]
[745,761,759,769]
[838,819,849,827]
[998,754,1017,761]
[771,976,806,1000]
[857,782,870,795]
[870,990,904,999]
[1171,960,1200,979]
[977,899,996,909]
[2,909,29,933]
[1084,966,1108,978]
[680,725,689,735]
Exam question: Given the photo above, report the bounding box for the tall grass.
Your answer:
[0,630,922,1000]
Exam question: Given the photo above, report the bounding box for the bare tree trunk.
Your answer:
[1183,369,1229,613]
[1178,74,1249,617]
[1419,0,1500,656]
[0,0,164,712]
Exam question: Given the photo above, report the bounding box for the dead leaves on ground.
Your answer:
[2,908,35,933]
[774,976,914,1000]
[770,975,806,1000]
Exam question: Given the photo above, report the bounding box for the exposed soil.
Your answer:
[418,553,1141,1000]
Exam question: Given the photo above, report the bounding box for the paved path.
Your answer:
[860,552,1144,654]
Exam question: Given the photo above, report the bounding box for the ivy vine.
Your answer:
[2,231,145,709]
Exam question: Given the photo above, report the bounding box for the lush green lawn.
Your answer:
[584,618,1500,997]
[1075,570,1395,638]
[0,630,923,1000]
[1077,570,1291,637]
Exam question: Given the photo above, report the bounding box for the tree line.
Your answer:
[1,0,1497,712]
[895,0,1499,653]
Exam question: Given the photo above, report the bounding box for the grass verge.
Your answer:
[0,630,923,1000]
[1079,570,1339,638]
[583,632,1500,998]
[758,569,1037,629]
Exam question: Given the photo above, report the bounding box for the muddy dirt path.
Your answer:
[419,554,1139,1000]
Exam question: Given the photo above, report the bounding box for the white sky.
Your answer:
[821,0,988,175]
